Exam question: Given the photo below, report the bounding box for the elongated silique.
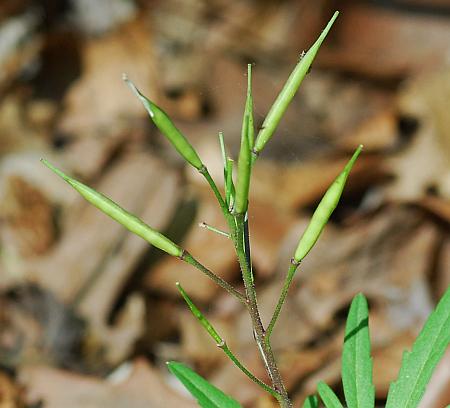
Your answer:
[235,64,254,214]
[41,159,183,258]
[253,11,339,158]
[123,75,203,170]
[294,145,362,262]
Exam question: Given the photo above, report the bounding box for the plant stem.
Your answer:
[181,251,247,306]
[218,341,281,399]
[231,213,292,407]
[197,159,292,406]
[265,261,299,344]
[198,165,229,216]
[198,222,230,238]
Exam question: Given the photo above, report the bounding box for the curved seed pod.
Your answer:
[253,11,339,157]
[235,64,254,214]
[41,159,183,257]
[294,145,362,262]
[123,75,203,170]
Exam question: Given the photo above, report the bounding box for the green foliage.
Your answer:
[302,395,319,408]
[317,382,344,408]
[385,285,450,408]
[167,362,241,408]
[342,294,374,408]
[40,159,182,257]
[319,288,450,408]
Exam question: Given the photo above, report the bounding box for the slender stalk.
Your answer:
[199,222,230,238]
[219,341,280,398]
[181,251,246,305]
[231,214,292,407]
[198,165,229,218]
[266,261,299,344]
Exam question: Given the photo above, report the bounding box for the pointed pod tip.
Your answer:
[175,281,180,287]
[123,76,155,118]
[40,158,57,172]
[41,159,72,184]
[123,75,140,95]
[330,11,339,24]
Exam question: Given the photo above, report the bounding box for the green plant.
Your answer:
[42,10,450,408]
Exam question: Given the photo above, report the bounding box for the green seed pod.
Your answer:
[235,64,254,214]
[41,159,183,258]
[294,145,362,263]
[123,75,203,170]
[253,11,339,157]
[176,282,223,345]
[225,157,235,210]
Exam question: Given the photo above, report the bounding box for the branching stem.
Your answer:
[231,213,292,407]
[218,341,281,398]
[181,251,247,306]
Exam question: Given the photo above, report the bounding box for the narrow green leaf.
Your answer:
[317,382,344,408]
[41,159,182,257]
[235,64,254,214]
[123,75,203,170]
[302,395,318,408]
[386,285,450,408]
[294,145,362,263]
[253,11,339,156]
[176,282,223,345]
[342,293,374,408]
[167,361,241,408]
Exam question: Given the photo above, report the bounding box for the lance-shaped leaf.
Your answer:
[41,159,182,257]
[235,64,254,214]
[123,75,203,170]
[294,145,362,263]
[167,362,241,408]
[317,382,344,408]
[342,293,374,408]
[386,285,450,408]
[253,11,339,156]
[302,395,319,408]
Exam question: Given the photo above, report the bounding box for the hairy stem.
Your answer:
[231,214,292,407]
[181,251,247,305]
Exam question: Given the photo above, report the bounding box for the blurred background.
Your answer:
[0,0,449,406]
